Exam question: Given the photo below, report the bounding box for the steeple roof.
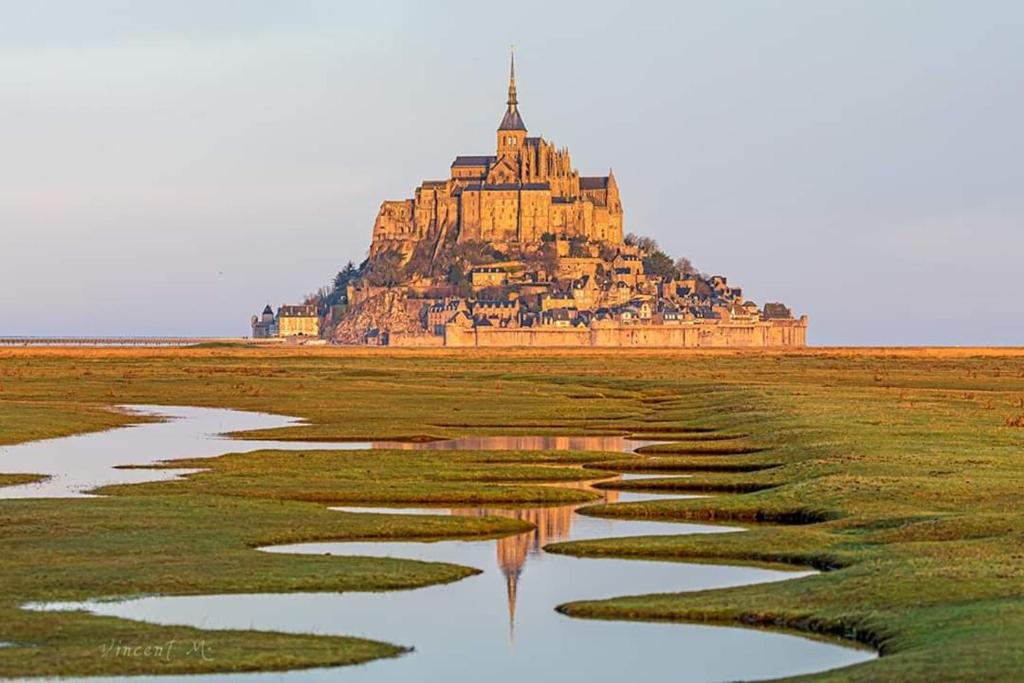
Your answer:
[498,49,526,131]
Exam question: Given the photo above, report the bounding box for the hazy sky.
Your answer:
[1,1,1021,344]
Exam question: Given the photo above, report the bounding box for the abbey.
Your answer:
[304,53,808,349]
[371,54,624,257]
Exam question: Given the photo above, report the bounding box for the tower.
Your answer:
[497,49,527,158]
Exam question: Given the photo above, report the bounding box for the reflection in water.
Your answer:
[448,482,623,638]
[0,411,658,499]
[338,480,641,639]
[15,407,876,682]
[453,503,576,639]
[368,434,674,635]
[374,435,662,453]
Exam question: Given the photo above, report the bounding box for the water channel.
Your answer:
[2,406,874,681]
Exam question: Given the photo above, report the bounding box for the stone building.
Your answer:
[277,304,319,337]
[250,305,278,338]
[370,52,624,259]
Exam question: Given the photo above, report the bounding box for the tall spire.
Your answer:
[505,567,520,643]
[508,46,517,107]
[498,47,526,131]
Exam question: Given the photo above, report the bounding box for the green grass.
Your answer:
[0,346,1023,679]
[0,474,46,488]
[0,445,619,677]
[0,401,143,446]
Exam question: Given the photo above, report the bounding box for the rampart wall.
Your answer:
[430,318,808,348]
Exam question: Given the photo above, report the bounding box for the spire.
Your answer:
[498,47,526,131]
[508,47,517,107]
[505,567,520,643]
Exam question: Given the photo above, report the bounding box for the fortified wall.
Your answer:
[387,318,808,348]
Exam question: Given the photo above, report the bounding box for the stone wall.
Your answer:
[441,318,807,348]
[388,333,445,347]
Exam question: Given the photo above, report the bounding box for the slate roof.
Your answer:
[278,304,317,318]
[498,106,526,131]
[481,182,551,191]
[763,302,793,319]
[579,176,610,190]
[451,155,495,168]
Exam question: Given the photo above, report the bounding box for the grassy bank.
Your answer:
[1,347,1023,679]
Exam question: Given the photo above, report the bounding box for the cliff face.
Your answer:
[331,290,427,344]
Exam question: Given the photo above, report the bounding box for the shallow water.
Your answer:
[6,406,875,681]
[0,405,375,499]
[373,434,665,452]
[0,408,654,499]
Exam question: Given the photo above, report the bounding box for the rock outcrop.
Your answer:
[332,290,427,344]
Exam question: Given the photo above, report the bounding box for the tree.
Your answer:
[625,233,660,255]
[568,236,589,258]
[445,261,465,286]
[522,243,559,281]
[636,236,659,255]
[333,262,359,292]
[539,243,559,280]
[643,249,678,280]
[674,256,696,276]
[313,261,361,309]
[454,240,504,266]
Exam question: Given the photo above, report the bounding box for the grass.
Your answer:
[0,346,1023,679]
[0,474,46,488]
[0,446,619,677]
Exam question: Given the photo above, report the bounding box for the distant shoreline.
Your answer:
[1,342,1021,356]
[0,337,282,347]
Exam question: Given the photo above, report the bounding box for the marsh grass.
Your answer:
[0,347,1023,680]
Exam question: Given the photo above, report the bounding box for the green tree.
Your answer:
[643,249,678,280]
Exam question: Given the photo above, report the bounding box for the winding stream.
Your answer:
[2,406,875,681]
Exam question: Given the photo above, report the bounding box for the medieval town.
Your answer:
[252,55,807,348]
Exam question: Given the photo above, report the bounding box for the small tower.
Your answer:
[497,49,527,157]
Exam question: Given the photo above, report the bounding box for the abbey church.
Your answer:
[371,54,624,256]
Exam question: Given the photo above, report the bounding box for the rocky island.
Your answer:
[256,54,807,348]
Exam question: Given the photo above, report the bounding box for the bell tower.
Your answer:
[497,49,527,158]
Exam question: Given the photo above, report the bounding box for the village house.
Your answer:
[427,299,468,335]
[471,300,519,327]
[541,307,575,327]
[277,304,320,337]
[470,266,509,289]
[541,291,576,311]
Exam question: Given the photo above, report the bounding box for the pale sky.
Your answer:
[1,1,1021,344]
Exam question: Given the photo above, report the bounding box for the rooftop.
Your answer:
[451,155,495,168]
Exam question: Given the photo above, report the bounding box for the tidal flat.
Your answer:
[0,346,1023,680]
